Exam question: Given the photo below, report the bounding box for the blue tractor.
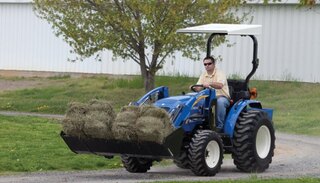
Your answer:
[61,24,275,176]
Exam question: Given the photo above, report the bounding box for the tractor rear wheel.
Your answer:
[121,155,153,173]
[188,130,223,176]
[232,110,275,172]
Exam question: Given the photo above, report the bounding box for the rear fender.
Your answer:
[224,100,263,137]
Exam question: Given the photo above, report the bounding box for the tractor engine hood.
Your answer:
[153,94,196,113]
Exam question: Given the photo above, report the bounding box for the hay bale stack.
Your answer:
[62,100,116,139]
[112,105,140,141]
[83,100,116,139]
[113,105,173,143]
[137,106,173,143]
[62,102,89,138]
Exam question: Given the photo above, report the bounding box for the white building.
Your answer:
[0,0,319,82]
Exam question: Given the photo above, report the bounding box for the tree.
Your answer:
[34,0,246,91]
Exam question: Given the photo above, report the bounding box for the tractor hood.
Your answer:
[153,94,196,112]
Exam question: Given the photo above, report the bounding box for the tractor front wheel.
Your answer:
[121,155,153,173]
[188,130,223,176]
[232,110,275,172]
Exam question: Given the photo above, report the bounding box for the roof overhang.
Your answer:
[176,24,262,35]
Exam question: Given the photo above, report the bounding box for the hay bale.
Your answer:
[62,100,116,139]
[132,105,174,143]
[135,116,164,143]
[120,105,140,113]
[65,102,89,118]
[112,109,140,141]
[112,122,139,141]
[63,102,89,137]
[83,119,110,139]
[139,105,169,119]
[88,99,116,119]
[62,118,86,138]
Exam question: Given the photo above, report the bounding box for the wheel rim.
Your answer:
[256,125,271,159]
[205,140,220,168]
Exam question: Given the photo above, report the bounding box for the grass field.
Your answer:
[0,115,122,173]
[0,75,319,175]
[0,76,319,135]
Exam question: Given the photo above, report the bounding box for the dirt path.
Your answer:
[0,132,319,183]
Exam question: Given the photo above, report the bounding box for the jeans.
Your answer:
[216,96,230,130]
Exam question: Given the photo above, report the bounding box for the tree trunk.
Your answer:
[143,71,155,92]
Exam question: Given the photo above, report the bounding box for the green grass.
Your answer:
[0,76,319,135]
[0,76,195,114]
[0,115,122,173]
[250,80,320,136]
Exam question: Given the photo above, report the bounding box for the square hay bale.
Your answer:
[62,118,86,138]
[112,122,139,141]
[83,119,112,139]
[62,100,116,139]
[135,116,165,144]
[139,105,169,119]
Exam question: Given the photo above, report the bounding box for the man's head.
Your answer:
[203,56,215,72]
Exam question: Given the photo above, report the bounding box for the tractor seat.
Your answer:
[227,79,250,105]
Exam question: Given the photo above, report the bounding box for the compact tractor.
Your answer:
[61,24,275,176]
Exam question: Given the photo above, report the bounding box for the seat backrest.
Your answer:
[227,79,250,103]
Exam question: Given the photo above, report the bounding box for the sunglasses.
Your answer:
[203,62,213,66]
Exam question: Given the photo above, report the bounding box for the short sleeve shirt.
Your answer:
[197,68,230,99]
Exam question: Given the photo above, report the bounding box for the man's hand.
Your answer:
[203,83,211,88]
[189,85,203,92]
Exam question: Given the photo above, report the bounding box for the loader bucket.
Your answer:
[60,128,184,159]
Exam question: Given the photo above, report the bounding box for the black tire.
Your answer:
[121,155,153,173]
[232,110,275,172]
[188,130,224,176]
[173,138,191,169]
[173,149,190,169]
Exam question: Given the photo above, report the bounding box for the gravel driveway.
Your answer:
[0,132,319,183]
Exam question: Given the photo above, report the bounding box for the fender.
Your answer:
[224,100,262,137]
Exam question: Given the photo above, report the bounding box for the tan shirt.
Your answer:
[197,68,230,99]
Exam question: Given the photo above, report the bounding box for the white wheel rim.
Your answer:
[205,140,220,168]
[256,125,271,159]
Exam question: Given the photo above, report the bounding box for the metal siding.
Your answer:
[244,4,320,82]
[0,3,319,82]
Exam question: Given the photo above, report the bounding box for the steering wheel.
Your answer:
[190,84,204,92]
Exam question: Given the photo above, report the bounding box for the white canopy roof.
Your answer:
[177,24,262,35]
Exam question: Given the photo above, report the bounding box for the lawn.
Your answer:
[0,115,122,173]
[0,75,319,135]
